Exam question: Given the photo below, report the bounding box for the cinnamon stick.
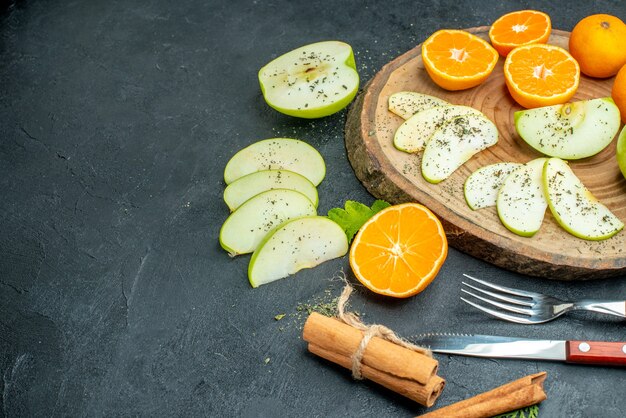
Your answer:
[303,312,444,407]
[418,372,547,418]
[309,344,445,407]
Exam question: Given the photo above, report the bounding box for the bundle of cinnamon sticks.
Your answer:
[303,311,548,416]
[303,312,445,407]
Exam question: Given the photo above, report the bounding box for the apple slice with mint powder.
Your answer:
[258,41,359,118]
[248,216,348,287]
[543,158,623,240]
[388,91,449,120]
[464,162,522,210]
[224,138,325,186]
[219,189,316,256]
[395,105,484,153]
[496,158,548,237]
[515,97,620,159]
[421,113,498,183]
[223,169,318,212]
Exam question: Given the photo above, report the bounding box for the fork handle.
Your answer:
[566,341,626,366]
[571,300,626,318]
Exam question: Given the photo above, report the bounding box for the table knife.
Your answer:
[410,333,626,366]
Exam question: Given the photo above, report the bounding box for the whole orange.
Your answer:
[612,64,626,123]
[569,14,626,78]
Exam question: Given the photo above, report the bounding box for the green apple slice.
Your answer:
[388,91,449,120]
[219,189,316,256]
[514,97,620,159]
[224,138,325,185]
[223,169,318,212]
[248,216,348,287]
[496,158,548,237]
[395,105,484,153]
[617,125,626,180]
[464,162,522,210]
[258,41,359,119]
[543,158,624,240]
[421,114,498,183]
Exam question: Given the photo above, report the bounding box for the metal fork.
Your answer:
[460,274,626,324]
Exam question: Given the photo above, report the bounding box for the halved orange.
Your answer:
[349,203,448,298]
[422,29,499,91]
[504,44,580,108]
[489,10,552,57]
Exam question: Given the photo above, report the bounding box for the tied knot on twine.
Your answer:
[335,279,432,380]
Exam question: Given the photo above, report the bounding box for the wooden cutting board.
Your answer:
[345,27,626,280]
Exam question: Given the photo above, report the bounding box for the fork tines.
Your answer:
[460,274,537,324]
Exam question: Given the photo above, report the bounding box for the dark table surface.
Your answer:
[2,0,626,416]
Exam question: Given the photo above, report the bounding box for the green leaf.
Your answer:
[371,199,391,213]
[492,405,539,418]
[327,199,391,242]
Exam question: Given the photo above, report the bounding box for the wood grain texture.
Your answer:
[566,341,626,366]
[345,27,626,280]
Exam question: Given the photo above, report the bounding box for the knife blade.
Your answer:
[410,333,626,366]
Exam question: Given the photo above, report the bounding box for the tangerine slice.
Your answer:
[504,43,580,108]
[422,29,499,91]
[349,203,448,298]
[489,10,552,57]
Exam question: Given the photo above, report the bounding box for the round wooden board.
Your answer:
[345,27,626,280]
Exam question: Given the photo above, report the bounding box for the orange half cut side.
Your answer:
[422,29,499,91]
[349,203,448,298]
[489,10,552,57]
[504,43,580,108]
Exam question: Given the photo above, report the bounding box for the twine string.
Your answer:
[336,280,432,380]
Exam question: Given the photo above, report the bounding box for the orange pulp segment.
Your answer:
[349,203,448,298]
[422,29,499,91]
[489,10,552,57]
[504,44,580,108]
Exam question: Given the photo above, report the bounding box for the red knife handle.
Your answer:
[566,341,626,366]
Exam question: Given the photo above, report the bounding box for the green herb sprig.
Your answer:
[327,200,390,242]
[493,405,539,418]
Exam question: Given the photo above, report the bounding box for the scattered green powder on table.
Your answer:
[295,294,339,318]
[290,285,363,329]
[274,275,364,330]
